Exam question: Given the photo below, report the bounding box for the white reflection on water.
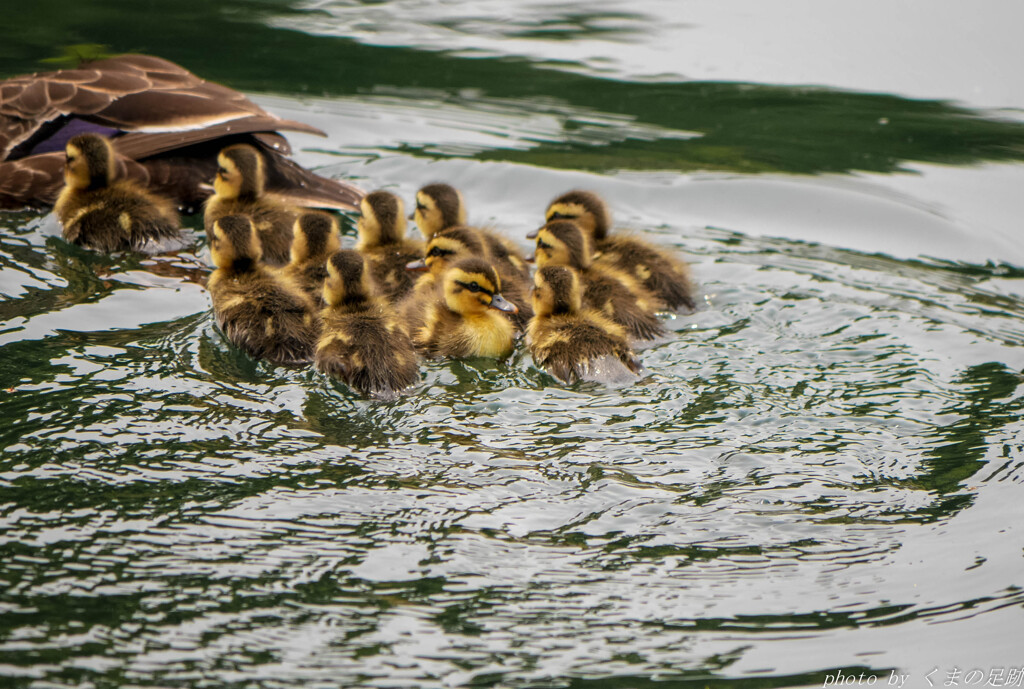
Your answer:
[274,0,1024,109]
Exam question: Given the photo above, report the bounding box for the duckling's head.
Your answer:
[291,211,341,264]
[64,134,115,191]
[412,183,466,241]
[357,190,406,250]
[210,214,261,271]
[411,226,488,276]
[533,189,610,241]
[442,257,518,316]
[534,220,591,271]
[323,249,374,308]
[214,144,265,201]
[533,265,583,318]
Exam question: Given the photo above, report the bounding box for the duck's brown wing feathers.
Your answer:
[1,54,323,158]
[1,55,363,211]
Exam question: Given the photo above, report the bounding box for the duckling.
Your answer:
[1,53,363,211]
[405,226,534,330]
[53,133,185,253]
[204,143,299,266]
[534,220,668,344]
[316,250,420,400]
[281,211,342,304]
[411,183,466,242]
[411,182,531,282]
[355,190,424,302]
[537,190,697,312]
[207,214,319,365]
[411,257,519,359]
[528,265,643,385]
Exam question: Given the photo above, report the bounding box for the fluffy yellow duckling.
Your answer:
[536,189,696,312]
[527,265,643,385]
[316,250,420,400]
[54,133,184,253]
[410,257,519,359]
[355,190,424,302]
[405,225,533,330]
[204,143,298,266]
[534,220,667,344]
[207,214,319,365]
[411,182,530,282]
[281,211,342,304]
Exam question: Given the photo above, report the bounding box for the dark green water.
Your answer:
[2,2,1024,688]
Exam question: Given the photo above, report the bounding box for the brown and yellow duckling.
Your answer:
[315,250,420,400]
[405,225,534,331]
[534,220,667,345]
[410,257,519,360]
[355,190,424,302]
[207,214,319,365]
[527,265,643,385]
[537,189,697,312]
[411,182,530,283]
[410,182,466,242]
[281,210,342,304]
[204,143,299,266]
[54,133,184,253]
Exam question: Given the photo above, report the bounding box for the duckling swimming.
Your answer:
[204,143,298,266]
[411,182,530,282]
[405,226,533,330]
[53,133,184,253]
[316,250,420,400]
[528,265,642,385]
[355,190,424,302]
[207,214,319,365]
[282,211,342,304]
[538,190,697,312]
[411,257,519,359]
[534,220,667,345]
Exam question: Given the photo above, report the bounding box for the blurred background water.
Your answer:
[2,1,1023,687]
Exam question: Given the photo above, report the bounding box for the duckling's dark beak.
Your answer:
[489,293,518,314]
[406,258,427,271]
[525,253,536,264]
[526,227,541,239]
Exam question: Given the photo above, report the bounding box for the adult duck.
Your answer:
[0,53,363,212]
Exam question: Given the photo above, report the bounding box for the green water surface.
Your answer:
[2,2,1024,688]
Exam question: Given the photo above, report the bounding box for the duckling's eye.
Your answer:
[537,240,552,250]
[416,202,427,212]
[217,166,228,177]
[467,282,481,293]
[427,247,453,258]
[549,211,573,221]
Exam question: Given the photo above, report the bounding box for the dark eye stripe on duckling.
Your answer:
[455,280,493,296]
